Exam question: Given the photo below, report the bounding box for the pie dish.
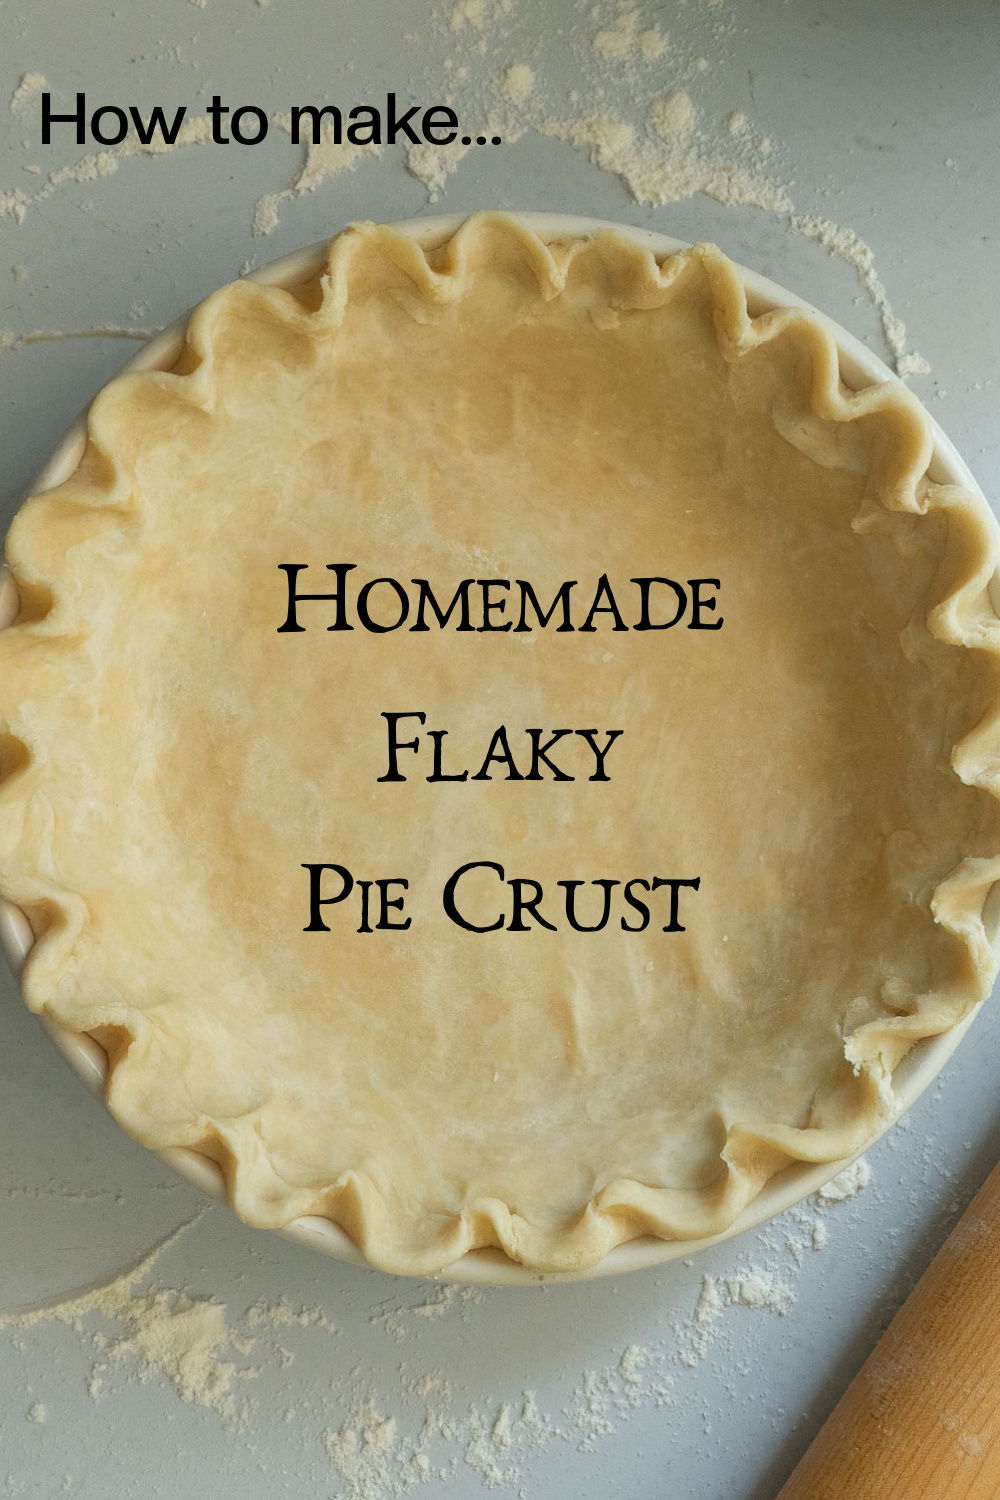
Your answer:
[1,212,998,1280]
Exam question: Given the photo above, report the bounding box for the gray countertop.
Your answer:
[1,1,999,1496]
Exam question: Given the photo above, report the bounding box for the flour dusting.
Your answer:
[789,216,915,363]
[0,1126,877,1496]
[650,89,697,142]
[538,110,792,212]
[253,114,381,235]
[406,139,472,201]
[0,0,928,371]
[0,1213,203,1333]
[371,1282,484,1342]
[0,115,217,226]
[816,1157,872,1205]
[321,1159,871,1492]
[500,63,535,104]
[9,73,45,120]
[245,1297,336,1333]
[91,1287,255,1421]
[0,1213,256,1422]
[1,324,160,352]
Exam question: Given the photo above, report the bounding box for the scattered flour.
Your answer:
[694,1274,725,1328]
[0,324,160,351]
[593,11,642,60]
[0,187,30,224]
[640,27,668,61]
[318,1167,871,1494]
[592,10,666,63]
[0,1212,351,1425]
[9,73,45,120]
[539,111,792,212]
[245,1296,336,1333]
[253,114,381,235]
[0,1140,874,1497]
[898,351,932,378]
[788,215,916,365]
[0,1214,202,1335]
[683,1262,795,1364]
[406,139,472,201]
[650,89,697,142]
[815,1156,872,1205]
[566,1347,674,1454]
[451,0,489,30]
[324,1399,405,1498]
[0,115,217,226]
[90,1287,255,1421]
[325,1380,565,1497]
[0,1213,256,1423]
[724,1268,795,1313]
[0,4,928,372]
[6,1181,123,1203]
[371,1283,484,1342]
[501,63,535,104]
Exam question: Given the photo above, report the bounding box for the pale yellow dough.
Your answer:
[2,214,1000,1275]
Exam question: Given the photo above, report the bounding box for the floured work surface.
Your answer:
[1,214,998,1275]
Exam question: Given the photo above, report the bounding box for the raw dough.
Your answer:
[1,214,998,1274]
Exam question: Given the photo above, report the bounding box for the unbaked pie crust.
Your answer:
[2,213,999,1276]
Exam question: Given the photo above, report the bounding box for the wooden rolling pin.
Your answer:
[777,1159,1000,1500]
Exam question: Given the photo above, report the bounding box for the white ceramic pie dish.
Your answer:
[1,211,995,1285]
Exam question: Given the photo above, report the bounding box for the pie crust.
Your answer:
[2,213,999,1276]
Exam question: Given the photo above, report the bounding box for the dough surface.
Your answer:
[1,214,999,1274]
